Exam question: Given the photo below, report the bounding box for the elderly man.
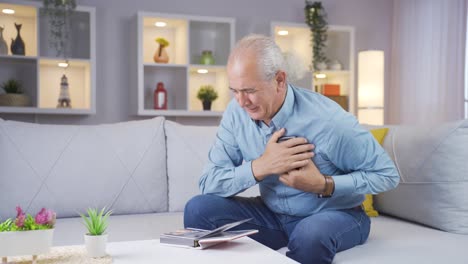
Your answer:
[184,34,399,264]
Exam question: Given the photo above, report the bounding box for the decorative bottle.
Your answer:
[0,26,8,55]
[11,23,25,56]
[154,82,167,110]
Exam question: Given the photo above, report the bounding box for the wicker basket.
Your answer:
[0,94,31,106]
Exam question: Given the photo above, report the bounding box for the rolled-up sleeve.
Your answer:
[199,113,257,197]
[327,122,400,197]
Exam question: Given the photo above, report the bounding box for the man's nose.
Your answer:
[237,92,248,107]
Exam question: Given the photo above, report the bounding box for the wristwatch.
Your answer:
[317,175,335,198]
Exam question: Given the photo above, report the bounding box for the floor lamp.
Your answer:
[358,50,384,125]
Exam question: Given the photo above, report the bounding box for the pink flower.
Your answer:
[35,208,56,226]
[15,206,26,227]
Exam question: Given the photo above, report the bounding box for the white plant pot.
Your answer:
[0,229,54,262]
[316,61,328,71]
[84,233,108,258]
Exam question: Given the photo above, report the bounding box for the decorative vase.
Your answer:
[0,229,54,263]
[0,26,8,55]
[202,100,212,111]
[153,45,169,63]
[10,23,25,56]
[200,50,215,65]
[84,233,108,258]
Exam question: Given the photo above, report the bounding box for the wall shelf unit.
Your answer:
[271,22,356,115]
[0,0,95,115]
[132,12,235,116]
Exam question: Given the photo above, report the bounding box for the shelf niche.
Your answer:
[134,12,234,116]
[272,22,356,114]
[0,1,95,115]
[38,59,91,110]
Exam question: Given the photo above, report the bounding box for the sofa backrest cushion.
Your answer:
[0,117,167,219]
[165,120,260,212]
[374,119,468,234]
[165,120,217,212]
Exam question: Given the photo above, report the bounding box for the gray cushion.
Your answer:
[165,120,218,212]
[374,119,468,234]
[0,117,167,219]
[165,120,260,212]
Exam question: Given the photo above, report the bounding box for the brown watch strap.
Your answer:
[317,175,335,198]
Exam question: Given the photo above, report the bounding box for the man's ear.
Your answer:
[276,71,287,90]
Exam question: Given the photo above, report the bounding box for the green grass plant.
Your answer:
[80,207,112,236]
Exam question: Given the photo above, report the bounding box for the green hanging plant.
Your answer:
[41,0,77,58]
[304,1,328,71]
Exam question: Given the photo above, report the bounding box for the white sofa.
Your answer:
[1,117,467,263]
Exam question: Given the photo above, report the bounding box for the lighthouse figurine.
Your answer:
[57,74,72,108]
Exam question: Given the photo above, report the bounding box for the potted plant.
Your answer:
[41,0,77,58]
[80,207,112,258]
[305,1,328,71]
[0,79,30,107]
[0,206,56,263]
[197,85,218,111]
[153,37,170,63]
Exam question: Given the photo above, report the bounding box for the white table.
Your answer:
[107,237,298,263]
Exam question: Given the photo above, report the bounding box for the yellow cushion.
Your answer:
[370,128,389,145]
[362,128,389,217]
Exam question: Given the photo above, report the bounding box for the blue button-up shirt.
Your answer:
[199,84,399,217]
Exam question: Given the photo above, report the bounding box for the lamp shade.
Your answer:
[358,50,384,125]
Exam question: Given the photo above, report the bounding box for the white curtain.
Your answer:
[388,0,466,124]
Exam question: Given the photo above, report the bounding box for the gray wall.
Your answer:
[1,0,393,126]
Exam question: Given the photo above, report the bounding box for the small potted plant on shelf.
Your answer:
[0,206,56,263]
[0,78,30,107]
[153,37,170,63]
[80,207,112,258]
[197,85,218,111]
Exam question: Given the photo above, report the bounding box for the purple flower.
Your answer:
[15,206,26,227]
[35,208,56,226]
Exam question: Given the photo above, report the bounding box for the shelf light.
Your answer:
[2,9,15,14]
[197,69,208,74]
[58,61,69,68]
[315,73,327,79]
[154,21,167,27]
[277,30,289,36]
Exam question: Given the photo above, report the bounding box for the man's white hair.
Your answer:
[229,34,285,81]
[229,34,306,82]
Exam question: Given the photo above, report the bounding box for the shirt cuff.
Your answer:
[234,161,257,190]
[332,174,356,196]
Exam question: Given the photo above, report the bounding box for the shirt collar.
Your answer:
[269,84,294,129]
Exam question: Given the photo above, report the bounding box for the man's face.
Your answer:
[227,56,285,124]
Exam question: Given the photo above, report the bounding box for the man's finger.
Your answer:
[269,128,286,143]
[279,175,290,186]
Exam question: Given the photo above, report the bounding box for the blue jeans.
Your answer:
[184,195,370,264]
